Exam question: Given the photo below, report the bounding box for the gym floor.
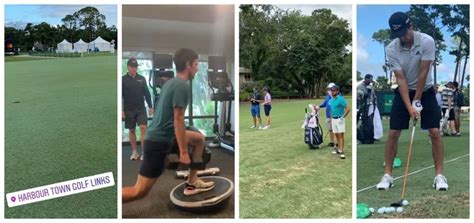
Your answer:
[122,143,235,218]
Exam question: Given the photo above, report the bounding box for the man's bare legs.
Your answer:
[129,128,138,156]
[185,130,205,184]
[384,130,402,175]
[428,128,444,175]
[122,175,157,203]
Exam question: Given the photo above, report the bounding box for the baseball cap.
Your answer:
[127,58,139,67]
[330,84,340,90]
[327,82,336,89]
[389,12,411,39]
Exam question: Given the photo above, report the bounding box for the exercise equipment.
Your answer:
[176,167,221,179]
[207,56,234,151]
[149,53,174,107]
[170,176,234,211]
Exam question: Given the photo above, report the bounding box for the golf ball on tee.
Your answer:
[396,207,403,213]
[369,207,375,213]
[402,200,409,206]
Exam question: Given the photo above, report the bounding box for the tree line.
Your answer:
[240,5,352,99]
[5,6,117,52]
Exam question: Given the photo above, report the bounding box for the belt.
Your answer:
[333,116,342,119]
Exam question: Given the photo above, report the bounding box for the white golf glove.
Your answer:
[412,99,423,113]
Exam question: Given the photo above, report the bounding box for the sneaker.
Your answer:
[130,152,139,161]
[433,175,448,191]
[140,154,144,161]
[455,132,461,136]
[258,126,263,130]
[376,174,394,190]
[332,149,341,154]
[340,153,346,159]
[328,142,335,147]
[262,125,270,129]
[250,125,256,129]
[184,179,216,196]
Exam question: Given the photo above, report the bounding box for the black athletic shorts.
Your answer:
[139,140,172,178]
[390,87,441,130]
[442,108,455,121]
[264,104,272,116]
[124,109,147,129]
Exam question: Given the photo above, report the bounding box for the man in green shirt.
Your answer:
[122,48,214,203]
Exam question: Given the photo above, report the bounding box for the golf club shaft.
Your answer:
[401,119,417,199]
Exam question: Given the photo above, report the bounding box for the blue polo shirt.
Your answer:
[319,95,332,118]
[329,95,347,118]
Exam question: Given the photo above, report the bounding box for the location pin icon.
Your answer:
[11,196,16,202]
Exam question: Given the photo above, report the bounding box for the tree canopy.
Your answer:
[240,5,352,98]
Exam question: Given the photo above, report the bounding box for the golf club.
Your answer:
[391,118,417,207]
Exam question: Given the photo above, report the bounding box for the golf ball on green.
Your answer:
[402,200,409,206]
[369,207,375,213]
[396,207,403,213]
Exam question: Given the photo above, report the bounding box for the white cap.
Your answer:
[327,82,336,89]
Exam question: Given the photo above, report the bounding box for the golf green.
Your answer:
[357,115,470,218]
[5,55,117,218]
[239,98,352,218]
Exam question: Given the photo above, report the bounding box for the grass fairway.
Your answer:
[357,115,469,218]
[240,99,352,218]
[5,56,54,62]
[5,56,117,218]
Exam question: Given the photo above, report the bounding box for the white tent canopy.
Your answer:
[74,39,88,53]
[89,36,111,52]
[57,39,72,53]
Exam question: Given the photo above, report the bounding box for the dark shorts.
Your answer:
[390,87,441,130]
[139,140,171,178]
[264,104,272,116]
[442,108,455,121]
[251,105,261,117]
[124,109,147,129]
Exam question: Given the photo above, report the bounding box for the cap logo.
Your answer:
[392,24,401,30]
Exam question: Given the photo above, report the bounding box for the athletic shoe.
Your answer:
[130,152,139,160]
[262,125,270,129]
[140,154,144,161]
[184,179,215,196]
[250,125,256,129]
[258,126,263,130]
[332,149,341,154]
[340,153,346,159]
[376,174,394,190]
[328,142,335,147]
[433,175,449,191]
[455,132,461,136]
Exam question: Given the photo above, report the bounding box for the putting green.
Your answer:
[240,98,352,218]
[5,56,117,218]
[357,115,469,218]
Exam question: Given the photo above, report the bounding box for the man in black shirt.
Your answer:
[122,58,154,160]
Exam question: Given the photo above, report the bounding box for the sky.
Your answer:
[357,5,470,85]
[5,5,117,29]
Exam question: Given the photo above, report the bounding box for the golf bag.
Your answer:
[357,104,375,144]
[303,107,323,149]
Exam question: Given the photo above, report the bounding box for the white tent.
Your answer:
[89,36,111,52]
[74,39,88,53]
[57,39,72,53]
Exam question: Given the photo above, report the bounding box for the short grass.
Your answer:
[357,115,470,218]
[240,99,352,218]
[5,56,117,218]
[5,56,53,62]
